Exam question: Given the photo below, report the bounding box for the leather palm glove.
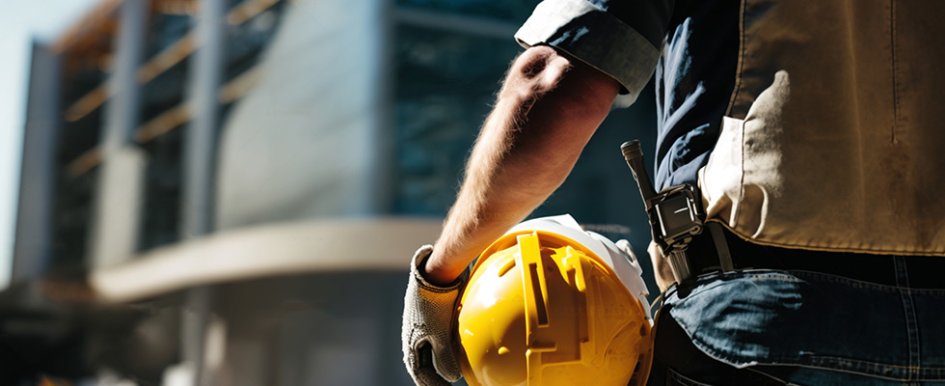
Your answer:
[402,245,467,385]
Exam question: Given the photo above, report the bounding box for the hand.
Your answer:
[402,245,465,385]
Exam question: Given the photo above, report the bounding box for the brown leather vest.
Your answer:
[701,0,945,255]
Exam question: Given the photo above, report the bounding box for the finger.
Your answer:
[615,239,639,261]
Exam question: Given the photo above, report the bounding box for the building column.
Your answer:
[182,0,226,385]
[89,0,148,269]
[183,0,225,239]
[12,43,61,285]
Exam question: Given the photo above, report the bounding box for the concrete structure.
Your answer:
[13,43,60,282]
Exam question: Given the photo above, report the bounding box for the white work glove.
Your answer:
[402,245,465,386]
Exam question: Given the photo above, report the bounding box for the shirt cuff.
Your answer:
[514,0,662,107]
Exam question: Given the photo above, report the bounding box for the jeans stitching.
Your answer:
[676,306,945,381]
[688,331,942,381]
[744,367,790,385]
[757,269,945,295]
[666,270,806,306]
[895,256,922,381]
[667,265,945,382]
[670,276,942,381]
[789,270,900,292]
[668,367,717,386]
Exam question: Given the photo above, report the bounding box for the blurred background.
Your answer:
[1,0,658,384]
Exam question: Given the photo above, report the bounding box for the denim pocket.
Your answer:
[663,269,945,381]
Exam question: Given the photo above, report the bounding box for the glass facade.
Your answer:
[397,0,538,22]
[393,24,521,215]
[391,1,660,280]
[138,126,183,250]
[51,169,98,275]
[224,2,286,80]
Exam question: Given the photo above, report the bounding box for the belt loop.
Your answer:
[892,256,911,288]
[708,222,735,272]
[667,248,694,283]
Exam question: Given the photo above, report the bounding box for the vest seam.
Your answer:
[889,0,901,144]
[724,0,747,118]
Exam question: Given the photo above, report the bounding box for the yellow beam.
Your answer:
[66,64,262,178]
[63,0,281,122]
[228,0,280,25]
[134,104,192,144]
[218,65,261,104]
[66,148,103,178]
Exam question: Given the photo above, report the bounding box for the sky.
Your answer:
[0,0,97,288]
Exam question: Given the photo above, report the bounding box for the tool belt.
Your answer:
[684,224,945,289]
[619,139,945,289]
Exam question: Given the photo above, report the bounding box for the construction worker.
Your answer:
[403,0,945,385]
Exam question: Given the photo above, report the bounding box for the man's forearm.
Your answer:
[422,47,620,285]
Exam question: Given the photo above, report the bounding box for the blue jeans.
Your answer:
[648,258,945,385]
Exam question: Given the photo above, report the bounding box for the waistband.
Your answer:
[685,225,945,289]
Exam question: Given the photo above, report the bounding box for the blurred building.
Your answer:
[12,0,658,385]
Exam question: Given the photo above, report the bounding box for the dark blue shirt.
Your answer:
[516,0,739,190]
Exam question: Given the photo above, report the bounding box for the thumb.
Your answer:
[429,338,461,382]
[412,342,453,386]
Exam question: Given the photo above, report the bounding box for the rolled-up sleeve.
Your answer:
[515,0,673,106]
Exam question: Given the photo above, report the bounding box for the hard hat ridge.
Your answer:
[456,215,653,386]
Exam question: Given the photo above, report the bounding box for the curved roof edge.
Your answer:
[90,217,442,303]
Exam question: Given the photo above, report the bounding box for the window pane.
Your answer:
[396,0,538,22]
[394,26,522,215]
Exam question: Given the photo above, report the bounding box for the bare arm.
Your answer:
[423,46,621,285]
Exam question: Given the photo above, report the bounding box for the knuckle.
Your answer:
[513,46,571,87]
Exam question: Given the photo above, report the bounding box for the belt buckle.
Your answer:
[666,223,735,284]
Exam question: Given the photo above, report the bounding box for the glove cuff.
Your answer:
[411,245,468,292]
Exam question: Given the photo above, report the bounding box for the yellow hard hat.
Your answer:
[456,215,653,386]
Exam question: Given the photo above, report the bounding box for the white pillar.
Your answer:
[182,0,226,385]
[89,0,148,269]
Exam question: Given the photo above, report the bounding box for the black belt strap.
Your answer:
[707,222,734,272]
[683,223,945,289]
